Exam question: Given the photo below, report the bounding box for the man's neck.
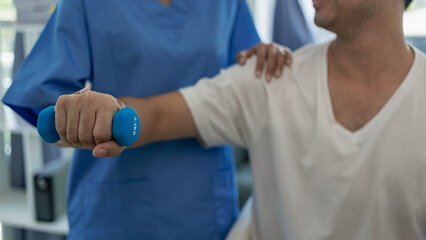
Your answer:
[326,27,415,132]
[329,29,414,84]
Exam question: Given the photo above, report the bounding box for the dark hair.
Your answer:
[406,0,413,9]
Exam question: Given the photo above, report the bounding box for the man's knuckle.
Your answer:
[57,127,66,137]
[73,95,82,105]
[85,94,95,105]
[57,95,69,106]
[80,131,92,141]
[94,130,111,142]
[79,134,94,147]
[67,132,79,143]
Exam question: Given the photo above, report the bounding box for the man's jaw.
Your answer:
[313,0,335,30]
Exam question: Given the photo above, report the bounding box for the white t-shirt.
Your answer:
[180,42,426,240]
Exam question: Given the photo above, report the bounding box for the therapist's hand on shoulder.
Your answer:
[54,88,125,157]
[237,42,292,82]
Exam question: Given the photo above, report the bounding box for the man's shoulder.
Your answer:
[414,47,426,64]
[410,46,426,80]
[410,47,426,90]
[292,42,330,67]
[280,42,330,84]
[232,42,330,87]
[270,42,330,105]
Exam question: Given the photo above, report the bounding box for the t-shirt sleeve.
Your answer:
[227,0,260,65]
[2,0,90,126]
[180,58,267,148]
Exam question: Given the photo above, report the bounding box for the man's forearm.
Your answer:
[119,91,199,148]
[46,89,198,157]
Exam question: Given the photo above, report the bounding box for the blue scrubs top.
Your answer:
[2,0,259,239]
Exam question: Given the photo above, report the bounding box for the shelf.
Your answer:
[0,189,68,235]
[0,21,45,33]
[0,21,68,239]
[0,123,38,136]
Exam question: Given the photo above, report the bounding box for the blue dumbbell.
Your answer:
[37,105,140,146]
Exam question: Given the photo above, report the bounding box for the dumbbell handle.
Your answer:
[37,105,140,146]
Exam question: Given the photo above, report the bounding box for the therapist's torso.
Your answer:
[2,0,260,239]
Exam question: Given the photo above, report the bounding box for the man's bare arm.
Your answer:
[53,90,198,157]
[120,92,199,146]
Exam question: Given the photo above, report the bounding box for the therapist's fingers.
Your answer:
[265,45,277,82]
[237,43,293,81]
[274,51,285,78]
[255,44,268,78]
[236,48,256,65]
[236,51,248,65]
[93,140,125,158]
[274,48,292,78]
[283,48,293,66]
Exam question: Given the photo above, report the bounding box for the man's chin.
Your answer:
[314,16,334,32]
[314,17,328,29]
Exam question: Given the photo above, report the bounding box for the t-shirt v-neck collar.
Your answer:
[318,42,421,141]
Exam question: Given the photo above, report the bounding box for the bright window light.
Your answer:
[0,52,14,68]
[404,6,426,37]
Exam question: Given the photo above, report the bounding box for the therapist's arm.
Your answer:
[53,90,197,157]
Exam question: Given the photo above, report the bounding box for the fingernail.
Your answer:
[266,74,271,81]
[256,71,261,77]
[287,59,291,65]
[97,148,108,157]
[275,70,280,77]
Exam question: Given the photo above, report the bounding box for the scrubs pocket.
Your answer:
[83,179,154,239]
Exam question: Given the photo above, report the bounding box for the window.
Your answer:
[0,0,16,22]
[404,1,426,52]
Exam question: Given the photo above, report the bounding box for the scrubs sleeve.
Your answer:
[180,58,267,148]
[2,0,91,126]
[227,0,260,65]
